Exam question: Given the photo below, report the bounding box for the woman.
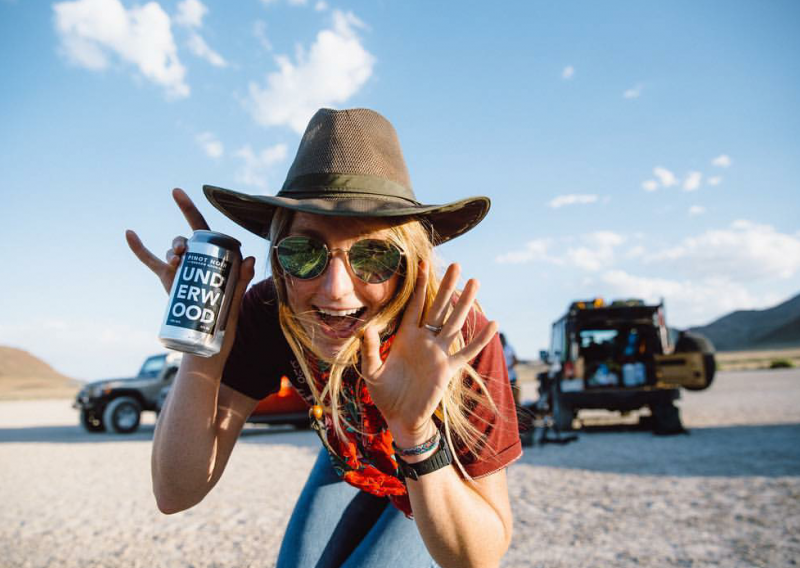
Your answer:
[127,108,522,568]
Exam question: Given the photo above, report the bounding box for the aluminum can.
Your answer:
[159,230,241,357]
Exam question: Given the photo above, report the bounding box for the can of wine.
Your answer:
[158,230,241,357]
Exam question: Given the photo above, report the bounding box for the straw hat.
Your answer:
[204,108,490,244]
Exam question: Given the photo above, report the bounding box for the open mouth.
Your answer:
[314,306,368,338]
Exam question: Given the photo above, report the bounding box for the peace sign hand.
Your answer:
[125,188,213,293]
[124,188,256,363]
[360,263,498,446]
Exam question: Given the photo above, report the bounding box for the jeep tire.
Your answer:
[675,332,716,391]
[103,397,142,434]
[80,409,106,433]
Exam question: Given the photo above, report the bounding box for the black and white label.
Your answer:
[166,252,231,335]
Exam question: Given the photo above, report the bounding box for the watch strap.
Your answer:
[395,436,453,481]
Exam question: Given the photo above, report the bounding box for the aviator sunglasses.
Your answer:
[275,235,404,284]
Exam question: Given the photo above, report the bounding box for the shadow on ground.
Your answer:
[516,422,800,478]
[0,423,318,447]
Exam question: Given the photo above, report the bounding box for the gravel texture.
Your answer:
[1,369,799,567]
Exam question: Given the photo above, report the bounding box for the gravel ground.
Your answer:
[1,369,799,567]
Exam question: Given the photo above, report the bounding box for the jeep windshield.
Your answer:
[138,354,167,378]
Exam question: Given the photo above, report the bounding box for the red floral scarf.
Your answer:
[304,335,414,518]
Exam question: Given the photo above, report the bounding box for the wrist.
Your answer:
[388,419,438,451]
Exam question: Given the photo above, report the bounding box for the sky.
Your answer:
[1,0,799,381]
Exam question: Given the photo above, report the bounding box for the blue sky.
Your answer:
[1,0,799,380]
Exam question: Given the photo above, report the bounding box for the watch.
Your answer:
[395,436,453,481]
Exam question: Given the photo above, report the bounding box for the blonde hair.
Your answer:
[268,208,499,479]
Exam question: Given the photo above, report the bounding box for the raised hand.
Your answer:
[360,262,498,445]
[125,188,213,294]
[125,188,256,362]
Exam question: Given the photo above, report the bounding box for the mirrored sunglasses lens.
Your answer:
[348,239,402,283]
[277,237,327,279]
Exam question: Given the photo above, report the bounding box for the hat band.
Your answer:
[279,173,419,205]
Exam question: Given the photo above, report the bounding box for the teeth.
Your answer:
[318,307,362,317]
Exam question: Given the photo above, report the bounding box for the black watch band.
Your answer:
[395,436,453,481]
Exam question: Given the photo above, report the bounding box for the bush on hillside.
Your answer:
[769,359,795,369]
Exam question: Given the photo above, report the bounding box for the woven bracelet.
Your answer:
[392,429,441,457]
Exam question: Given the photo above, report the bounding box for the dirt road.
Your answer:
[1,369,799,567]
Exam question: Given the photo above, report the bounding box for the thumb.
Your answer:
[360,325,383,378]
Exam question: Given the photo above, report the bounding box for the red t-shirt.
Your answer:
[222,278,522,479]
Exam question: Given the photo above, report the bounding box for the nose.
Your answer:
[320,253,354,300]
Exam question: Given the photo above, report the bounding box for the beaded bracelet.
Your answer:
[392,429,441,457]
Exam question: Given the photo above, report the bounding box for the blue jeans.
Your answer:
[276,448,439,568]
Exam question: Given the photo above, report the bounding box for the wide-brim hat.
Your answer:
[204,108,490,245]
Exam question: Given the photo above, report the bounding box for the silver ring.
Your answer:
[424,323,443,334]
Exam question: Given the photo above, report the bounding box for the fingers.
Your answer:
[172,188,210,231]
[360,325,383,378]
[425,263,459,328]
[166,236,188,268]
[125,229,167,274]
[455,320,499,365]
[400,260,429,330]
[438,277,480,341]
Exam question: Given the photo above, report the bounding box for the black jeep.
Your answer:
[537,298,715,434]
[73,353,181,434]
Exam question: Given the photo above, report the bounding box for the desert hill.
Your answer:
[689,292,800,351]
[0,346,80,400]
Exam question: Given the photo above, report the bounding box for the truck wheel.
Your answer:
[649,401,685,435]
[80,409,106,433]
[675,332,716,390]
[103,397,142,434]
[550,385,574,432]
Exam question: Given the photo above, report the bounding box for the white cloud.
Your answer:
[234,143,288,189]
[642,179,659,192]
[173,0,227,67]
[53,0,189,98]
[653,167,678,188]
[315,1,328,11]
[254,20,273,51]
[497,232,625,271]
[688,205,705,216]
[195,132,223,158]
[562,65,574,80]
[496,239,558,265]
[548,194,598,209]
[626,245,646,259]
[707,176,722,186]
[289,0,308,5]
[623,83,643,99]
[599,270,779,327]
[683,171,702,192]
[647,220,800,282]
[245,10,375,133]
[175,0,206,28]
[712,154,732,168]
[566,231,626,271]
[187,33,227,67]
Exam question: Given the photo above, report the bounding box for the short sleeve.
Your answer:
[221,278,296,400]
[455,310,523,478]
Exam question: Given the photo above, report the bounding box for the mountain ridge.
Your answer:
[689,292,800,351]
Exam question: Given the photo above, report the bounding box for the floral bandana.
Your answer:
[303,335,414,518]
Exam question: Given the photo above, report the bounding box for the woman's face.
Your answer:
[282,212,401,358]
